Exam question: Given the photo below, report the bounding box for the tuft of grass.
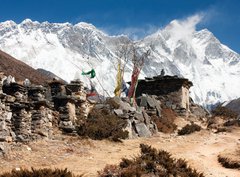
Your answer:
[0,168,83,177]
[218,156,240,169]
[76,107,128,142]
[178,123,201,136]
[98,144,205,177]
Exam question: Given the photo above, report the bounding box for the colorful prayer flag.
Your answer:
[114,62,123,97]
[81,69,96,79]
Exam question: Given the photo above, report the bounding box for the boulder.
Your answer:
[134,123,152,138]
[124,120,138,139]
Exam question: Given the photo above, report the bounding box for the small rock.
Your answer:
[114,109,124,116]
[15,167,21,171]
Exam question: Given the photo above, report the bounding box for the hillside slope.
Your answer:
[0,50,52,84]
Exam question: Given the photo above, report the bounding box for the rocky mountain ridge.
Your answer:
[0,19,240,107]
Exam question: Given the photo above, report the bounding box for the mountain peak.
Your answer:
[21,18,33,23]
[0,19,239,107]
[75,22,97,30]
[0,20,16,28]
[21,18,40,25]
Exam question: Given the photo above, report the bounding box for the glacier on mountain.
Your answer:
[0,18,240,108]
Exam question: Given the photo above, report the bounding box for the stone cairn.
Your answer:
[65,80,88,119]
[0,74,91,143]
[0,72,12,142]
[3,83,31,142]
[49,80,75,133]
[28,86,53,139]
[49,79,88,133]
[97,96,159,138]
[0,73,55,142]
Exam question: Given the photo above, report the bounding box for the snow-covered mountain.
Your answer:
[0,18,240,107]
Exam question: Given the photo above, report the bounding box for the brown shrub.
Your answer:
[0,168,83,177]
[218,156,240,169]
[76,107,128,142]
[151,108,177,133]
[178,123,201,135]
[98,144,204,177]
[223,119,240,127]
[212,106,238,119]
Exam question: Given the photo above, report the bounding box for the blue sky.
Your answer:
[0,0,239,53]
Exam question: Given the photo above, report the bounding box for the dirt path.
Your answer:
[0,128,240,177]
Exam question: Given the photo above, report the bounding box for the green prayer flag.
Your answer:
[81,69,96,79]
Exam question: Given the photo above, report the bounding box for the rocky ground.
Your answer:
[0,117,239,177]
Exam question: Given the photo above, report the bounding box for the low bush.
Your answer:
[223,119,240,127]
[98,144,204,177]
[178,123,201,135]
[212,106,238,119]
[218,156,240,169]
[151,108,177,133]
[76,107,128,142]
[0,168,82,177]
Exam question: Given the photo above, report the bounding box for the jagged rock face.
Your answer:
[0,19,240,107]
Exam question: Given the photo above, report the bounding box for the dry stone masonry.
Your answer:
[0,71,208,144]
[133,75,193,116]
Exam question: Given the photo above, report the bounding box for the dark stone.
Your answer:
[139,96,148,107]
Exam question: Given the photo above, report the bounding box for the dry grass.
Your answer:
[212,106,238,119]
[218,147,240,169]
[178,123,201,135]
[0,168,83,177]
[98,144,205,177]
[76,107,128,142]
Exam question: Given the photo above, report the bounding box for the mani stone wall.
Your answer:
[49,79,87,133]
[134,75,193,113]
[0,74,54,142]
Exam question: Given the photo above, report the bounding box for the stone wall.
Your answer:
[0,74,55,142]
[134,75,193,115]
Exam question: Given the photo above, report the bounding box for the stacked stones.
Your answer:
[66,80,88,119]
[102,96,158,138]
[49,80,76,133]
[157,94,188,116]
[137,94,161,117]
[0,72,12,142]
[28,86,53,139]
[5,83,32,142]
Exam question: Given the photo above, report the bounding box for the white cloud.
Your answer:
[100,13,205,41]
[166,14,204,43]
